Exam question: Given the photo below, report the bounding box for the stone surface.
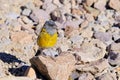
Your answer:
[24,67,36,79]
[94,32,113,44]
[0,76,35,80]
[110,43,120,53]
[21,16,33,24]
[70,35,83,48]
[97,71,117,80]
[108,51,120,66]
[80,20,89,30]
[56,38,71,51]
[70,71,79,80]
[80,27,93,39]
[73,39,106,62]
[85,13,94,22]
[85,0,95,7]
[78,72,95,80]
[0,0,120,79]
[22,8,31,16]
[32,9,50,25]
[42,48,59,57]
[10,31,33,44]
[83,4,100,17]
[109,0,120,11]
[30,53,76,80]
[33,0,43,7]
[76,59,109,74]
[71,8,82,15]
[94,0,107,11]
[42,3,57,14]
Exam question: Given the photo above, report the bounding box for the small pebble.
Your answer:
[22,8,31,16]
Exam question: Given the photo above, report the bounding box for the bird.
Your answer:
[36,20,58,56]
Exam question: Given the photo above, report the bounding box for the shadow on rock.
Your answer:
[0,52,23,64]
[0,52,27,76]
[9,65,29,76]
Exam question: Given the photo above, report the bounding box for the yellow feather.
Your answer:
[37,28,57,48]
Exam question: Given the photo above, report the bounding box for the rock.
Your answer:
[53,0,62,7]
[116,67,120,79]
[21,16,33,24]
[0,76,34,80]
[64,26,80,38]
[0,25,11,48]
[92,24,106,32]
[25,1,35,10]
[85,0,95,7]
[76,59,109,74]
[70,35,83,48]
[70,71,79,80]
[34,24,43,35]
[71,8,82,15]
[94,32,113,45]
[6,12,19,20]
[80,27,93,39]
[59,0,70,5]
[56,38,71,51]
[30,53,76,80]
[110,43,120,53]
[32,9,50,25]
[71,0,77,8]
[22,8,31,16]
[80,20,89,30]
[76,0,82,4]
[85,13,94,22]
[42,3,57,14]
[42,48,59,57]
[50,9,63,22]
[97,71,117,80]
[78,72,95,80]
[33,0,43,7]
[10,31,33,44]
[94,0,107,11]
[21,24,35,33]
[29,13,39,23]
[24,66,36,79]
[64,2,72,14]
[109,0,120,11]
[10,20,21,31]
[83,4,100,17]
[63,20,83,29]
[108,51,120,66]
[115,14,120,22]
[57,29,64,38]
[44,0,52,3]
[0,60,7,77]
[97,12,110,28]
[97,12,108,22]
[108,27,120,41]
[73,39,106,62]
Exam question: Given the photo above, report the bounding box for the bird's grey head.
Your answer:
[44,20,57,35]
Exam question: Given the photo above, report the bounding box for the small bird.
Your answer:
[36,20,58,56]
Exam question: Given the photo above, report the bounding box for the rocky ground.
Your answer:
[0,0,120,80]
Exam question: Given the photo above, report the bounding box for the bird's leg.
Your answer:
[35,48,44,56]
[56,47,62,55]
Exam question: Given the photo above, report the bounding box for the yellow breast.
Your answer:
[37,28,57,48]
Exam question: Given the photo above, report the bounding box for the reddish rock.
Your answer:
[24,67,36,79]
[109,0,120,11]
[94,0,107,11]
[30,53,76,80]
[10,31,33,44]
